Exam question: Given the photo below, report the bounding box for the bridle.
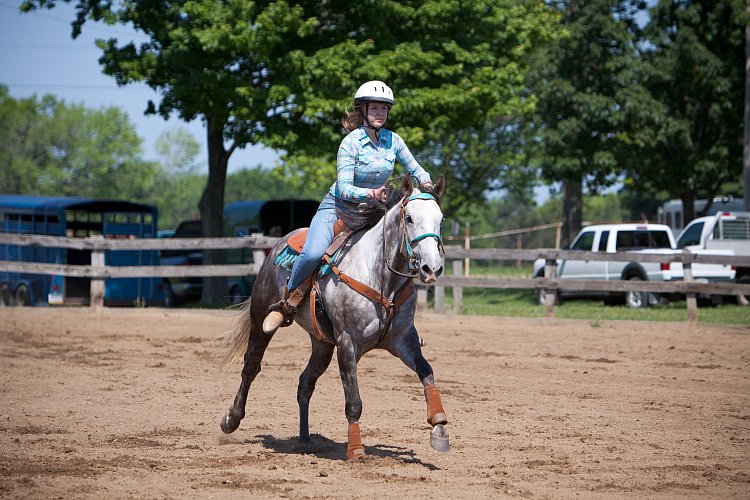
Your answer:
[385,192,444,278]
[318,189,444,342]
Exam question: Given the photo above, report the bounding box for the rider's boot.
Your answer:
[262,282,310,334]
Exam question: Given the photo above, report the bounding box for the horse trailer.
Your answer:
[0,195,165,307]
[160,199,319,305]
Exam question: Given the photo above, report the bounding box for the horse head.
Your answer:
[400,175,446,283]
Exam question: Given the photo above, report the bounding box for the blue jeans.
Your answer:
[288,196,338,291]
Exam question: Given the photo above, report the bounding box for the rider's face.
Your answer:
[366,102,390,128]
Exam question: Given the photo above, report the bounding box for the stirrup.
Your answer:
[262,282,310,334]
[267,299,297,327]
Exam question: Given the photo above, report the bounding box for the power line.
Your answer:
[0,42,100,50]
[5,82,154,91]
[0,2,148,40]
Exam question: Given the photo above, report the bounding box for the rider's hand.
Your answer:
[420,180,434,192]
[368,186,388,202]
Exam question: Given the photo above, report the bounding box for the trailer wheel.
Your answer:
[14,284,30,307]
[0,283,12,307]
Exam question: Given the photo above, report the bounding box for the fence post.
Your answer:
[416,287,428,311]
[252,249,266,267]
[452,259,463,312]
[516,234,522,268]
[434,285,445,314]
[464,222,470,277]
[89,235,105,308]
[544,258,557,317]
[683,257,698,323]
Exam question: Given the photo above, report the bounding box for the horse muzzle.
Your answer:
[419,263,443,284]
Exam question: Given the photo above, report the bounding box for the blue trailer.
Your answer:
[0,195,164,306]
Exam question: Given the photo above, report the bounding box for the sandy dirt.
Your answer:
[0,307,749,499]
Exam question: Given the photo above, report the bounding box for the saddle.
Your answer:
[273,219,414,344]
[286,219,349,256]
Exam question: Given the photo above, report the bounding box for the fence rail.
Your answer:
[2,233,750,321]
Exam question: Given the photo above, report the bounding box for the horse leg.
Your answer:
[389,328,450,452]
[297,339,335,443]
[220,313,272,434]
[336,334,365,460]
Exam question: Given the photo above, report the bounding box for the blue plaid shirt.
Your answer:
[329,127,431,202]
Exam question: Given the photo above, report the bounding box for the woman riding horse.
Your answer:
[262,80,434,334]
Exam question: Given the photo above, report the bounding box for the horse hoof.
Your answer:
[429,424,450,452]
[220,414,240,434]
[347,445,366,460]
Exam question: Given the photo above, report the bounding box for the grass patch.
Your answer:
[442,287,750,325]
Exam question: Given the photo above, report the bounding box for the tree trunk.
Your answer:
[561,178,583,248]
[744,3,750,210]
[199,116,229,307]
[681,191,696,228]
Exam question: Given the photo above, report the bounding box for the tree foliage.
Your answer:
[527,0,648,245]
[629,0,745,222]
[154,127,201,177]
[21,0,559,304]
[0,85,161,200]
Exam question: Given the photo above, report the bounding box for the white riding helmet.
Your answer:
[354,80,395,106]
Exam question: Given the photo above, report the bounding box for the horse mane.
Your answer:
[335,176,442,233]
[335,184,402,233]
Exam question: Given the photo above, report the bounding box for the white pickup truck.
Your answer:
[676,211,750,301]
[533,222,734,308]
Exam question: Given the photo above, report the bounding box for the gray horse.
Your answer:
[218,175,449,460]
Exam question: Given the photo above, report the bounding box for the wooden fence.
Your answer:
[2,233,750,322]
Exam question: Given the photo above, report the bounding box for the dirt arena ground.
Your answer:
[1,307,748,499]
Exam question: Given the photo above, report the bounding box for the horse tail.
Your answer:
[215,297,253,366]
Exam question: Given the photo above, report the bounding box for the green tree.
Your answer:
[225,166,322,203]
[275,1,560,219]
[156,172,205,230]
[22,0,559,305]
[630,0,745,222]
[41,101,155,199]
[0,87,162,202]
[528,0,647,246]
[154,127,201,177]
[0,86,54,194]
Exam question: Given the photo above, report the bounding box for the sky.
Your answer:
[0,0,279,173]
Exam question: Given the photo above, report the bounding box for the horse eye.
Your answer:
[405,215,413,224]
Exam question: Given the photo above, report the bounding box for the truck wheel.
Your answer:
[0,283,12,307]
[14,284,30,307]
[625,277,648,309]
[538,288,560,306]
[737,275,750,306]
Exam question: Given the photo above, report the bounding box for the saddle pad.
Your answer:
[273,245,339,278]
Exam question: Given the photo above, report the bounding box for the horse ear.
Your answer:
[433,175,446,198]
[402,175,414,194]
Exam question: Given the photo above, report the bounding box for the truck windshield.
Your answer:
[677,222,703,247]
